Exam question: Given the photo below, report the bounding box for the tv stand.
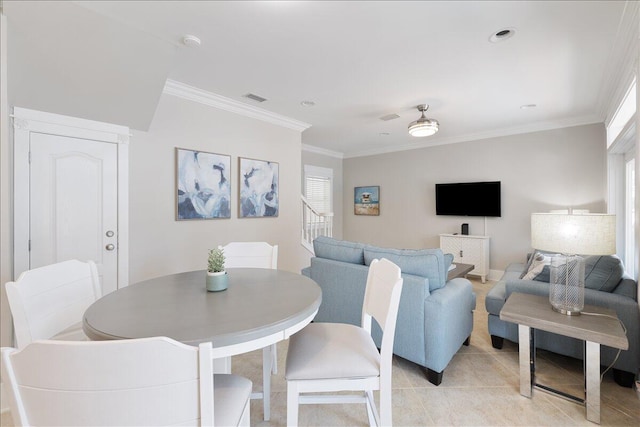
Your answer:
[440,234,490,283]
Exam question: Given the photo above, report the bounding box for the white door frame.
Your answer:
[12,107,129,288]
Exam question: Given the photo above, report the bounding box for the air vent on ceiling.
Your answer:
[243,93,268,103]
[379,113,400,121]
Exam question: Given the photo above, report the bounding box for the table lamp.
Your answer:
[530,213,616,315]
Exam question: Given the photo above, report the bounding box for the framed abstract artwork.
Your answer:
[354,186,380,216]
[176,148,231,220]
[238,157,279,218]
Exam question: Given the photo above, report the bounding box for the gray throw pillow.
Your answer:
[584,255,624,292]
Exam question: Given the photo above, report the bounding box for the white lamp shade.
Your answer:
[531,213,616,255]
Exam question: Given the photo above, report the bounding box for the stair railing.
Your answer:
[301,195,333,253]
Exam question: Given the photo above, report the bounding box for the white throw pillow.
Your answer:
[522,252,554,280]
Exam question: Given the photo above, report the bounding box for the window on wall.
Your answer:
[607,77,636,277]
[607,79,636,148]
[625,158,635,278]
[304,165,333,215]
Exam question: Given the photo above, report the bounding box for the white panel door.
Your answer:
[29,133,118,295]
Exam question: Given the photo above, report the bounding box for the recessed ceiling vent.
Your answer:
[489,27,516,43]
[243,93,268,103]
[379,113,400,121]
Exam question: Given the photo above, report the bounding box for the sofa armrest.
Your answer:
[423,278,476,373]
[505,278,551,298]
[301,266,311,278]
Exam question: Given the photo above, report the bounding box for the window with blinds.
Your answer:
[305,176,331,213]
[304,165,333,215]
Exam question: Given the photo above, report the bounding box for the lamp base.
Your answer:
[549,254,585,316]
[551,305,582,316]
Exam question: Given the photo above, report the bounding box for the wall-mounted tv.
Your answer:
[435,181,501,217]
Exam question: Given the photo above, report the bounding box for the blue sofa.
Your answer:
[302,236,477,385]
[485,254,639,386]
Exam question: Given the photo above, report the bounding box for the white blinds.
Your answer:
[305,176,331,214]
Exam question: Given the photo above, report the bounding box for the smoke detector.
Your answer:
[182,35,202,48]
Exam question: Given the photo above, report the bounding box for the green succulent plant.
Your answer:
[207,247,226,273]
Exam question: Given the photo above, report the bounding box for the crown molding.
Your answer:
[163,79,312,133]
[343,114,602,159]
[301,143,344,159]
[597,0,639,124]
[12,107,130,144]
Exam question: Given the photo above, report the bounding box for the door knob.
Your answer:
[106,230,115,237]
[105,244,115,251]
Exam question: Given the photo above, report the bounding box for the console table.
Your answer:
[500,292,628,424]
[440,234,490,282]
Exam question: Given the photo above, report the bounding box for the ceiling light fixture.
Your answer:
[408,105,439,137]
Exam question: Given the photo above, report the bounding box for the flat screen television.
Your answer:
[435,181,501,217]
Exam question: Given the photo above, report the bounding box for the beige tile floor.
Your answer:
[1,278,638,426]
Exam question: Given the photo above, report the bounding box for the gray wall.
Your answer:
[129,93,305,282]
[301,150,344,239]
[342,124,607,274]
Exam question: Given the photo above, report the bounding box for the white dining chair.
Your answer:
[222,241,278,420]
[6,259,102,348]
[222,241,278,269]
[0,337,252,426]
[285,258,404,427]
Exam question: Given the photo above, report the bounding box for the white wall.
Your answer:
[0,12,11,349]
[342,124,607,273]
[129,93,305,283]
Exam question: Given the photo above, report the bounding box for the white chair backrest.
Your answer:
[1,337,216,427]
[361,258,404,361]
[222,242,278,269]
[6,260,101,348]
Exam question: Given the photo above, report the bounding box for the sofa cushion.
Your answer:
[364,246,447,291]
[313,236,365,265]
[584,255,624,292]
[516,254,623,292]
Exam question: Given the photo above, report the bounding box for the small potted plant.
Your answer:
[206,247,228,291]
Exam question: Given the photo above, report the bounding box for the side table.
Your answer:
[447,262,474,281]
[500,292,628,424]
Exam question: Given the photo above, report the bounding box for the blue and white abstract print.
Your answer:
[239,157,279,218]
[176,148,231,220]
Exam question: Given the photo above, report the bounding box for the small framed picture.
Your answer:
[238,157,279,218]
[175,148,231,220]
[354,186,380,216]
